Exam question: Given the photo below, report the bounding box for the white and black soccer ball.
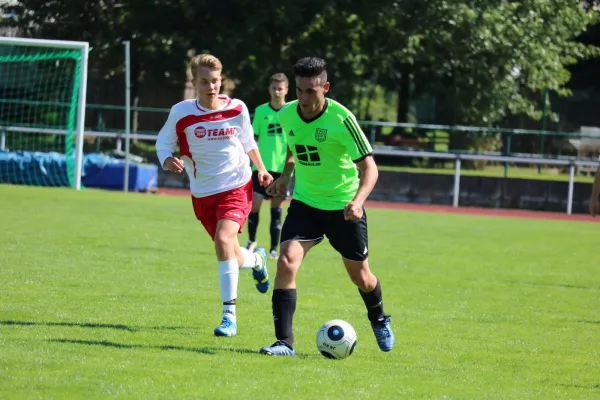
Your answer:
[316,319,357,359]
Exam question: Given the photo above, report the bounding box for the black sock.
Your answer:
[359,278,385,322]
[270,207,283,251]
[248,212,259,242]
[272,288,297,347]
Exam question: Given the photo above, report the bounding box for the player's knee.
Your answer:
[347,265,373,290]
[276,253,300,278]
[214,228,236,250]
[272,199,285,209]
[251,201,262,213]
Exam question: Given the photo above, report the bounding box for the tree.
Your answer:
[361,0,598,131]
[8,0,599,141]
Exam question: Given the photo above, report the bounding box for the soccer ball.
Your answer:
[316,319,357,359]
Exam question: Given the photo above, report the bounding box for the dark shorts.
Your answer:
[252,170,286,199]
[280,200,369,262]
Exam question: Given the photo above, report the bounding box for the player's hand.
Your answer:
[266,174,290,197]
[590,197,597,217]
[344,200,364,221]
[257,169,274,187]
[164,157,184,174]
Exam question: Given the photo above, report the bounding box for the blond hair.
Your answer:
[189,54,223,79]
[270,72,289,86]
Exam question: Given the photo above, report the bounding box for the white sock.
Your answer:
[218,259,238,323]
[239,247,261,271]
[223,303,236,324]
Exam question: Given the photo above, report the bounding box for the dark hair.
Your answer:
[293,57,327,83]
[270,72,289,86]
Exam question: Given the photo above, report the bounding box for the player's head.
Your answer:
[269,73,288,102]
[190,54,222,102]
[293,57,329,115]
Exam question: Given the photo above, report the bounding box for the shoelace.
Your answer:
[269,340,294,353]
[377,327,391,338]
[374,318,391,338]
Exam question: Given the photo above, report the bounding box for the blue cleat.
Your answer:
[252,247,270,294]
[259,340,296,356]
[214,317,237,337]
[371,315,394,352]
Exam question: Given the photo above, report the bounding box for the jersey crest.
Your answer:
[315,128,327,142]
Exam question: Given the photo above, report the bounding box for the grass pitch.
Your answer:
[1,185,599,399]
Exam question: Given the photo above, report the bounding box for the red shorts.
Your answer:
[191,180,253,241]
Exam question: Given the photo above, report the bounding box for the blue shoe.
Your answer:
[214,317,237,337]
[252,247,270,294]
[371,315,394,352]
[259,340,296,356]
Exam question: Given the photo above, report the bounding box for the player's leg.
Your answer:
[236,243,269,294]
[268,195,285,259]
[260,200,325,356]
[192,202,240,337]
[216,223,269,300]
[192,194,238,336]
[327,209,395,352]
[246,171,263,251]
[343,257,394,352]
[218,180,270,294]
[212,218,243,337]
[259,240,315,356]
[211,181,267,337]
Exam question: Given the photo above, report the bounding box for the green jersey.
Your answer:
[251,103,287,173]
[278,98,373,210]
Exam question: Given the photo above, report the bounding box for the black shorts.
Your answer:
[252,170,288,199]
[280,200,369,262]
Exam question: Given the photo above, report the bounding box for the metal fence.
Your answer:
[2,125,597,215]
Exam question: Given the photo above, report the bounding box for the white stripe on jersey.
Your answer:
[155,95,257,198]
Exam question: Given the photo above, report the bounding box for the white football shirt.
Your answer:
[155,95,257,198]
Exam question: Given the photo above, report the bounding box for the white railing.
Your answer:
[375,147,599,214]
[1,126,598,215]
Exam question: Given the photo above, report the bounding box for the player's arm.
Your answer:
[155,106,183,173]
[239,105,261,163]
[246,150,274,187]
[281,145,295,179]
[247,149,267,172]
[353,155,379,205]
[266,146,294,197]
[251,108,261,143]
[341,113,376,220]
[590,164,600,216]
[240,104,273,186]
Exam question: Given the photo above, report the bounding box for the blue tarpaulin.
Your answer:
[0,150,158,191]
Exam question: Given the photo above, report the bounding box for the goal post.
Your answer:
[0,37,89,189]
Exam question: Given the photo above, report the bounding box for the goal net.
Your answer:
[0,37,88,189]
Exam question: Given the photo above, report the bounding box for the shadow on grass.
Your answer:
[48,338,317,359]
[48,338,266,357]
[558,383,600,390]
[518,281,599,291]
[0,320,190,333]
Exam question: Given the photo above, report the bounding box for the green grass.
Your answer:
[1,185,599,399]
[378,164,596,183]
